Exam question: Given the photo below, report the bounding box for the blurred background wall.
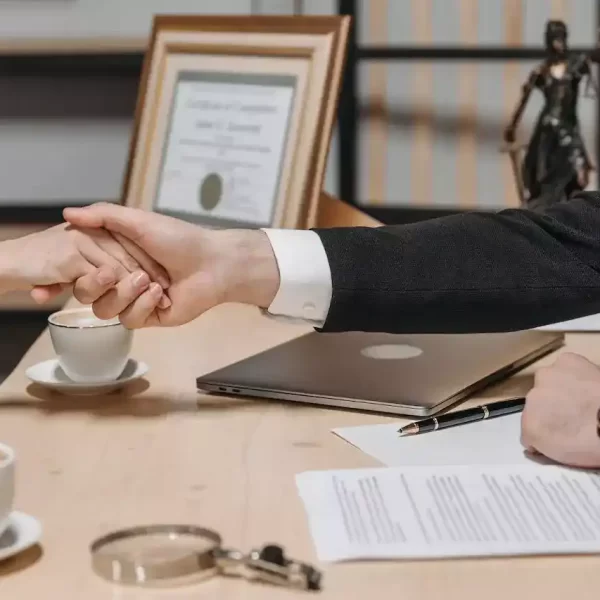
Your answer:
[0,0,306,209]
[0,0,597,309]
[346,0,598,211]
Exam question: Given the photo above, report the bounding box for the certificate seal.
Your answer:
[199,173,223,211]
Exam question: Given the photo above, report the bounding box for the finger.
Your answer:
[519,407,535,450]
[77,235,130,281]
[158,292,171,309]
[92,270,150,320]
[30,283,69,304]
[64,203,144,243]
[72,266,118,304]
[119,283,163,329]
[111,230,170,289]
[90,229,142,273]
[523,446,544,463]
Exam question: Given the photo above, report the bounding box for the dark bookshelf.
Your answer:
[0,51,143,77]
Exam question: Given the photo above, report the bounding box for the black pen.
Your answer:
[397,397,526,436]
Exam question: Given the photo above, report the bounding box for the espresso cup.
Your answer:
[48,308,133,383]
[0,443,15,538]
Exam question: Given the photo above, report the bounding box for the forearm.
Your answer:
[0,239,28,295]
[314,192,600,334]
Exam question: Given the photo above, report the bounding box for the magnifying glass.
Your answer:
[90,524,322,591]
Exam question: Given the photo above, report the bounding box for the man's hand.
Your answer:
[63,203,280,328]
[8,223,169,304]
[521,352,600,468]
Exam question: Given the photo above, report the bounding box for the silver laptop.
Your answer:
[196,330,564,416]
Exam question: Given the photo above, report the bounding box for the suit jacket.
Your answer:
[313,191,600,333]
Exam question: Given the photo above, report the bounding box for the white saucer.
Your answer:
[0,511,42,562]
[25,358,149,396]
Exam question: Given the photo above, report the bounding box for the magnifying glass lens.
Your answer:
[91,525,221,587]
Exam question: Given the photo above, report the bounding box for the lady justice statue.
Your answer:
[503,20,600,210]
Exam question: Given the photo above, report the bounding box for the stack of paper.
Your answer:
[296,465,600,562]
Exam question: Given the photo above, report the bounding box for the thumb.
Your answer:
[30,283,69,304]
[63,203,145,243]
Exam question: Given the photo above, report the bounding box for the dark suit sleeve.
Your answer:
[312,192,600,334]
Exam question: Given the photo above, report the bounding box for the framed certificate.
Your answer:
[122,15,349,229]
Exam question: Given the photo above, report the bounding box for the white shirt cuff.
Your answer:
[260,229,332,327]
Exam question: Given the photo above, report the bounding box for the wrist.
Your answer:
[218,229,280,308]
[0,239,27,293]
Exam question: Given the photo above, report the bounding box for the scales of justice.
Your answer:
[500,20,600,211]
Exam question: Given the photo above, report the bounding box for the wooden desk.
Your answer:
[0,303,599,599]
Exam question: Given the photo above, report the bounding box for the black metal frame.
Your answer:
[336,0,600,221]
[0,52,144,77]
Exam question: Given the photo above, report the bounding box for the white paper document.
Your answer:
[333,413,549,467]
[536,313,600,331]
[296,465,600,562]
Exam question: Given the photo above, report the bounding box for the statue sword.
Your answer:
[499,142,528,205]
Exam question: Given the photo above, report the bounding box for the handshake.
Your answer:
[9,203,281,328]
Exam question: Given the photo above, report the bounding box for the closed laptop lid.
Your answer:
[196,330,563,415]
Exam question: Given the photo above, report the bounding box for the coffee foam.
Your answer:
[49,311,120,328]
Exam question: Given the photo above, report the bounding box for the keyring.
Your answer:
[90,524,322,591]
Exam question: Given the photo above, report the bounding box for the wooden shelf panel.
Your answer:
[0,37,147,55]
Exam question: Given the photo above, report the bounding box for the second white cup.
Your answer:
[0,443,15,538]
[48,308,133,383]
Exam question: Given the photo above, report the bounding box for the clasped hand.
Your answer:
[29,202,278,329]
[14,221,171,310]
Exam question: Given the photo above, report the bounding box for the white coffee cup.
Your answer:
[48,308,133,383]
[0,443,15,538]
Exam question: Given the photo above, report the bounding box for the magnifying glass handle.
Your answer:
[215,544,322,591]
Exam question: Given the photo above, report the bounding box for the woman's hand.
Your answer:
[1,223,170,305]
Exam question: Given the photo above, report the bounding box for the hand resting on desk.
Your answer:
[521,352,600,468]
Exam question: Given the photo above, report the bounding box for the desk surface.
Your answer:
[1,302,599,600]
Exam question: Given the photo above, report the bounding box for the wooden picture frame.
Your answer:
[121,15,349,230]
[317,191,382,228]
